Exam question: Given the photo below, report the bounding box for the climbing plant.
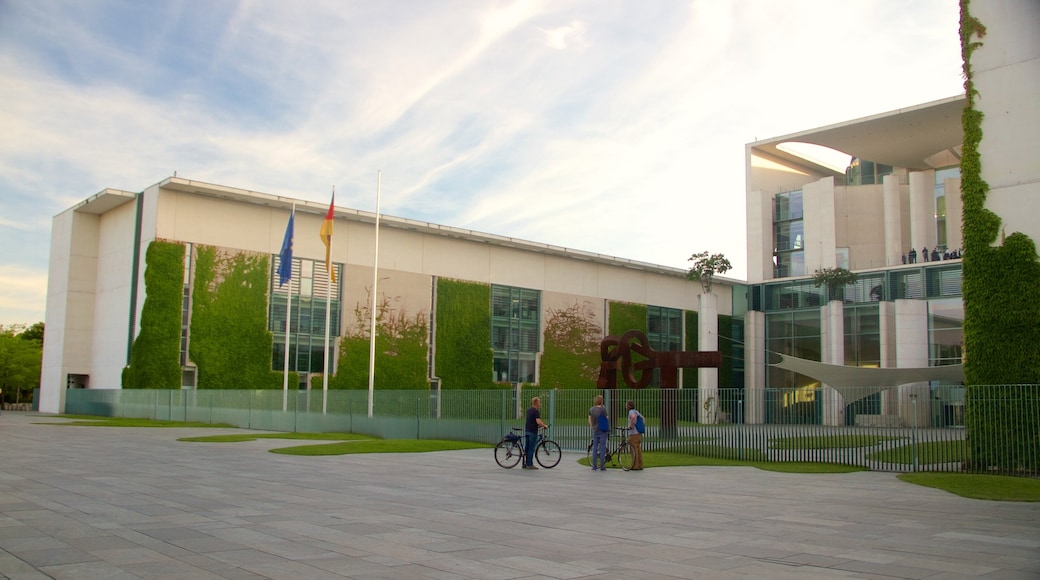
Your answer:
[540,301,601,389]
[332,291,429,390]
[435,278,496,389]
[608,301,647,337]
[189,246,281,389]
[123,241,184,389]
[959,0,1040,474]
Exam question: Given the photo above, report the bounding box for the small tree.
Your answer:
[812,267,858,301]
[685,251,732,294]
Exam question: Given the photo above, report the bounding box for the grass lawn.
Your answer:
[42,415,1038,501]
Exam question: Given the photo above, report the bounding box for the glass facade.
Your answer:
[269,256,341,375]
[934,166,961,250]
[753,262,964,422]
[773,190,804,278]
[491,285,540,384]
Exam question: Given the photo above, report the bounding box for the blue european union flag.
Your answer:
[278,210,294,287]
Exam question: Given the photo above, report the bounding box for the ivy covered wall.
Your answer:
[608,301,647,337]
[190,245,283,389]
[540,301,601,389]
[960,0,1040,473]
[435,278,496,389]
[123,240,184,389]
[331,292,429,390]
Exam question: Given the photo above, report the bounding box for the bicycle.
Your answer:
[495,426,561,469]
[586,426,635,471]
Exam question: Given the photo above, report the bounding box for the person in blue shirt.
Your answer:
[588,395,608,471]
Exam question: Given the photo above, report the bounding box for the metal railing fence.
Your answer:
[54,384,1039,476]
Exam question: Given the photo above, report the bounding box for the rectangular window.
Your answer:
[270,256,341,373]
[491,285,540,383]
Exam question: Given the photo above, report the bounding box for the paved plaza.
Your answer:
[1,411,1038,579]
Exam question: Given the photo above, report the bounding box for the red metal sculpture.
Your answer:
[596,329,722,436]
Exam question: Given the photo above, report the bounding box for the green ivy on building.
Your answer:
[331,294,429,390]
[435,278,496,389]
[123,240,184,389]
[960,0,1040,473]
[540,302,601,389]
[189,246,283,389]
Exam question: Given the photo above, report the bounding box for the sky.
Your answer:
[0,0,965,327]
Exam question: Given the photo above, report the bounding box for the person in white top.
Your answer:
[626,400,644,470]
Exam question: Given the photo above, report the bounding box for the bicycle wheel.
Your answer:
[494,440,523,468]
[536,440,562,469]
[616,442,635,471]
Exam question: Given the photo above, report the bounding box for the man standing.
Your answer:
[626,400,645,470]
[588,395,608,471]
[524,397,548,469]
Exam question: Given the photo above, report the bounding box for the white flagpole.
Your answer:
[282,202,295,412]
[323,188,334,415]
[367,171,382,418]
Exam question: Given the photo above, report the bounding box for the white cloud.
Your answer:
[0,0,966,324]
[0,265,48,325]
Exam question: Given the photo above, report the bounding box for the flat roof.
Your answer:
[157,177,742,283]
[749,95,965,172]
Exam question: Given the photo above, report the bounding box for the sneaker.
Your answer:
[523,465,538,470]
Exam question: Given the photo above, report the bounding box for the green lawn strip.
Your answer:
[43,415,237,429]
[899,473,1040,502]
[179,432,375,443]
[866,440,967,465]
[269,439,491,456]
[770,435,901,450]
[578,452,863,473]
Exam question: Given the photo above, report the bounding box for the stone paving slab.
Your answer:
[1,411,1039,579]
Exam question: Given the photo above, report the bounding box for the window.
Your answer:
[491,285,540,383]
[270,256,341,373]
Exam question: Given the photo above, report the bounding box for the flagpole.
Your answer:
[282,202,295,412]
[322,188,334,415]
[367,171,382,418]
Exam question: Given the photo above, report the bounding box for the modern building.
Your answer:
[740,0,1039,428]
[40,177,742,414]
[743,96,967,427]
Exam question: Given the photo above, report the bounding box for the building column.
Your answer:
[895,299,930,427]
[909,170,936,255]
[744,311,766,424]
[820,299,845,426]
[883,174,903,266]
[698,292,719,424]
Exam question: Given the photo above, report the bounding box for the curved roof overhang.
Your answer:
[751,95,966,173]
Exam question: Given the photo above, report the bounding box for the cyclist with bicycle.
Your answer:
[524,397,549,469]
[626,400,645,470]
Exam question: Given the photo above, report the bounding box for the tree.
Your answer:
[685,251,732,294]
[19,321,44,344]
[0,325,42,404]
[812,267,858,301]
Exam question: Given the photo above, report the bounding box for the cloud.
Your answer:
[0,265,48,325]
[0,0,966,325]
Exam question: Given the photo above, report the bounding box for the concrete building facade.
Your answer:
[41,178,739,414]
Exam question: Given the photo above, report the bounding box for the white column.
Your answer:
[744,311,766,424]
[821,300,845,426]
[909,170,936,255]
[698,292,719,424]
[883,174,903,266]
[746,189,774,284]
[803,177,837,274]
[895,299,930,427]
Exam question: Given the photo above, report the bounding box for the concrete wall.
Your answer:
[972,1,1040,245]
